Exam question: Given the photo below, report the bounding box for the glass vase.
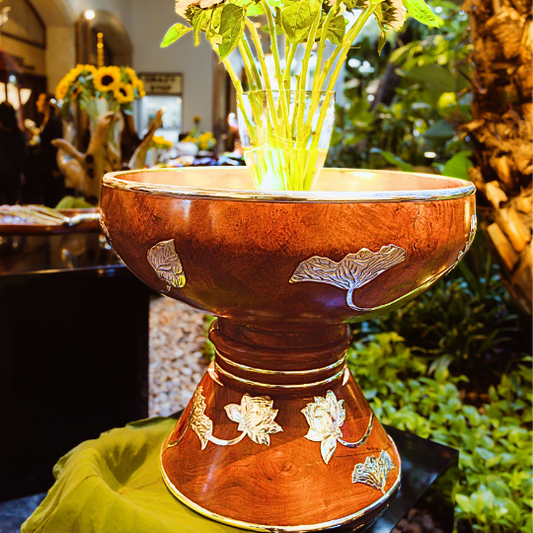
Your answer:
[237,90,335,191]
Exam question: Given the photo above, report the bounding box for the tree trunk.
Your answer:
[463,0,532,316]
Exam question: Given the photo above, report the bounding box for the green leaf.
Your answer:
[193,10,208,46]
[206,5,224,47]
[370,148,415,172]
[219,4,246,60]
[378,30,388,55]
[456,494,472,513]
[441,151,473,180]
[281,0,321,44]
[422,119,454,143]
[247,3,266,16]
[402,0,439,28]
[160,23,192,48]
[406,65,456,95]
[326,16,346,45]
[261,23,286,34]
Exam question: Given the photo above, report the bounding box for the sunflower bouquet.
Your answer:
[162,0,438,191]
[55,64,146,129]
[183,116,217,151]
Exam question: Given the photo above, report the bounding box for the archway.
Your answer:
[77,10,132,67]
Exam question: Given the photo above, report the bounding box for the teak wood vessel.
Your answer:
[100,167,476,531]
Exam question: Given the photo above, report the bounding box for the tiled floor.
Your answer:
[0,494,45,533]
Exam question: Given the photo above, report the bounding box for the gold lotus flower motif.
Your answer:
[189,387,213,450]
[147,239,186,292]
[301,390,346,464]
[225,394,283,446]
[352,450,396,493]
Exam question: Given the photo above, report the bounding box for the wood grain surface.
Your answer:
[100,167,475,530]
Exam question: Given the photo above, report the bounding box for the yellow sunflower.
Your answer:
[135,78,146,98]
[64,65,84,84]
[55,79,70,100]
[71,84,83,99]
[151,136,173,149]
[83,64,97,76]
[114,82,135,104]
[93,66,120,93]
[124,66,138,83]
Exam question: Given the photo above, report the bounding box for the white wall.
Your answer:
[30,0,214,130]
[66,0,131,31]
[46,26,76,91]
[130,0,214,133]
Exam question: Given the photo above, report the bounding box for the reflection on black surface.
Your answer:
[0,232,122,275]
[365,425,458,533]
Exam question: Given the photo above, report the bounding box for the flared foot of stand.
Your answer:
[161,320,401,531]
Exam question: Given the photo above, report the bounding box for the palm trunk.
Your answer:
[463,0,532,316]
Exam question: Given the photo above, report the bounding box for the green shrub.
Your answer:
[347,333,532,533]
[353,240,525,382]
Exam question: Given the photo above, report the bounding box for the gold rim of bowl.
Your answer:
[102,167,475,204]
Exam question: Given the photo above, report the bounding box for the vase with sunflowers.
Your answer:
[163,0,438,191]
[55,64,146,134]
[182,115,217,152]
[52,65,166,203]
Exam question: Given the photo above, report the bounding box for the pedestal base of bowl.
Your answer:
[160,320,401,531]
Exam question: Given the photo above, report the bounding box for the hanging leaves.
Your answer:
[326,16,347,45]
[160,23,192,47]
[401,0,439,28]
[281,0,321,44]
[218,4,246,59]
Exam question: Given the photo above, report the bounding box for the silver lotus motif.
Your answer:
[189,387,213,450]
[302,390,373,464]
[302,390,345,464]
[225,394,283,446]
[352,450,396,493]
[186,388,282,449]
[147,239,186,292]
[289,245,406,312]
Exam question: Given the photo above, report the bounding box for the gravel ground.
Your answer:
[149,295,209,417]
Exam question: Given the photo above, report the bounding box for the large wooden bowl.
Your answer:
[101,167,475,531]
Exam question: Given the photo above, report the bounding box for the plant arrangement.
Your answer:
[328,0,473,172]
[55,64,146,130]
[346,332,532,533]
[162,0,439,190]
[182,116,217,151]
[51,66,163,204]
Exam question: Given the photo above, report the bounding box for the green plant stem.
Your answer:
[261,0,284,92]
[302,4,377,190]
[311,0,342,95]
[294,13,321,151]
[260,0,290,137]
[283,43,297,91]
[238,38,262,91]
[245,18,280,132]
[222,56,255,137]
[320,5,376,94]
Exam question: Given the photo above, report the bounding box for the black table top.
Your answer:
[366,425,458,532]
[0,231,123,276]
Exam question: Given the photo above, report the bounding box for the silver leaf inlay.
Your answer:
[290,245,406,311]
[352,450,396,493]
[147,239,186,292]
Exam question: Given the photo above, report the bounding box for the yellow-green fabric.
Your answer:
[22,417,242,533]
